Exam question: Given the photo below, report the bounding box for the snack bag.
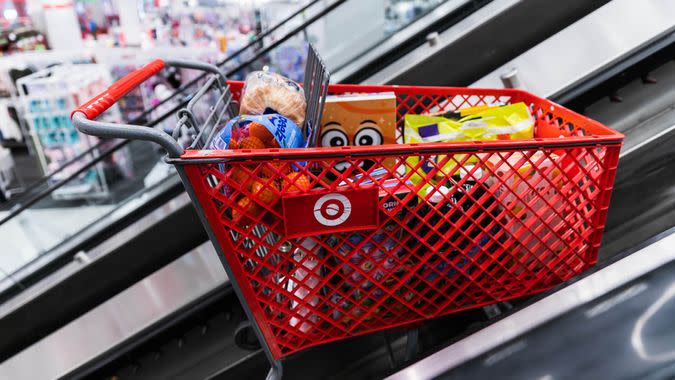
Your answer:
[239,71,306,126]
[405,102,534,143]
[459,102,534,140]
[404,102,534,189]
[210,113,306,150]
[209,114,309,226]
[331,232,399,323]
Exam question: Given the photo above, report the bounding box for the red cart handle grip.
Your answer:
[72,59,165,120]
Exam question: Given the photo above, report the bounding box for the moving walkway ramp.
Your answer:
[2,0,666,378]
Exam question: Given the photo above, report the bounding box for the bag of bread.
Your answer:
[239,71,307,126]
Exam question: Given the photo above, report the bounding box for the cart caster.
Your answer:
[234,320,261,350]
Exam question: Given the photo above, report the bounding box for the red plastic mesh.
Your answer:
[181,85,622,359]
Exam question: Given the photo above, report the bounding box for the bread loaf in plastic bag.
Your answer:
[239,71,306,126]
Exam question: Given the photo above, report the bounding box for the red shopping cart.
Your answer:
[72,51,623,379]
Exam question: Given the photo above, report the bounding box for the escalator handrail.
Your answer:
[1,0,325,211]
[0,0,346,228]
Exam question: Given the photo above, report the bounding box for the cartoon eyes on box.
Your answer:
[320,121,384,147]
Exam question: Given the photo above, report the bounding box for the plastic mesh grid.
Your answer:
[182,85,621,359]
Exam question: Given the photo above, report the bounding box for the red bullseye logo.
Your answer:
[313,193,352,226]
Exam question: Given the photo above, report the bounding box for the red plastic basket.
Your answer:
[176,82,622,360]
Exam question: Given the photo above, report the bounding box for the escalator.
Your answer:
[470,0,675,258]
[1,0,662,379]
[574,49,675,259]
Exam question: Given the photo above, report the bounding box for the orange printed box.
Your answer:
[319,92,397,171]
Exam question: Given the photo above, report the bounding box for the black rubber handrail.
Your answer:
[0,0,346,227]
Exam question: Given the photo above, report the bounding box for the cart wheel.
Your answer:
[234,320,261,350]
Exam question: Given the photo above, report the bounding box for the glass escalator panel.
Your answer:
[0,138,180,293]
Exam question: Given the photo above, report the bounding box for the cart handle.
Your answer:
[73,59,165,120]
[71,59,227,158]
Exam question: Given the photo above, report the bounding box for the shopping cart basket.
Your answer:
[72,56,623,380]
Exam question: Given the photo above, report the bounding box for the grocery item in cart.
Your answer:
[414,165,500,282]
[210,113,308,226]
[211,113,306,150]
[485,151,565,255]
[288,238,324,333]
[239,71,306,126]
[330,180,417,324]
[319,92,397,174]
[405,103,534,143]
[404,103,535,186]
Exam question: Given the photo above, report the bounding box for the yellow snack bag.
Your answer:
[404,102,534,189]
[457,102,534,140]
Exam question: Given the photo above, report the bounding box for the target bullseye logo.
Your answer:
[313,193,352,226]
[282,188,377,237]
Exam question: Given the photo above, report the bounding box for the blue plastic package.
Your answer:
[210,114,306,150]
